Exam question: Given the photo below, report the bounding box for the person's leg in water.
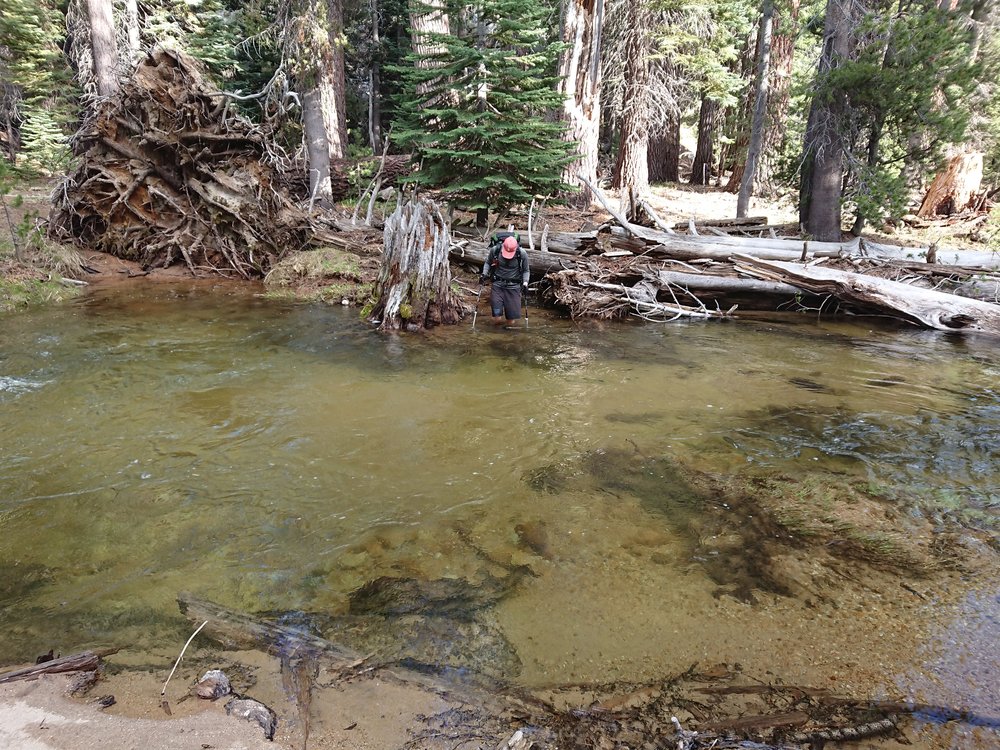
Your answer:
[490,284,506,326]
[491,285,522,327]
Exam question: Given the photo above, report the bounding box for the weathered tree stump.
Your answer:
[917,152,984,218]
[367,196,466,330]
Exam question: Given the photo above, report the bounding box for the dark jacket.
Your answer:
[483,244,530,287]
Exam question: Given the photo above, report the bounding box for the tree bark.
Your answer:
[648,111,680,183]
[124,0,141,57]
[611,1,650,197]
[369,197,465,330]
[737,0,775,217]
[799,0,859,241]
[85,0,119,97]
[302,89,334,207]
[286,0,340,202]
[735,255,1000,335]
[409,0,451,101]
[758,0,799,194]
[689,96,717,186]
[916,152,984,217]
[324,0,349,159]
[558,0,605,206]
[367,0,383,152]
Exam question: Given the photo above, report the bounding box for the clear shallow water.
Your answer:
[1,282,998,743]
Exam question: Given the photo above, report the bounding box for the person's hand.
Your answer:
[522,283,529,292]
[479,274,488,285]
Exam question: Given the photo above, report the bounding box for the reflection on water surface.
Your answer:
[1,283,998,747]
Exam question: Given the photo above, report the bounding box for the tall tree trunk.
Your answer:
[324,0,348,159]
[286,0,339,204]
[409,0,451,101]
[648,115,680,183]
[737,0,775,217]
[723,30,757,194]
[611,1,650,197]
[302,89,334,207]
[798,0,859,241]
[558,0,605,206]
[368,0,383,152]
[85,0,119,97]
[124,0,141,57]
[757,0,799,194]
[689,95,717,186]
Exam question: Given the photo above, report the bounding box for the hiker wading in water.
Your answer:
[480,234,530,327]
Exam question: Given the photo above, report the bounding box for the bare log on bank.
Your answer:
[368,196,466,330]
[735,256,1000,335]
[48,45,347,278]
[859,237,1000,271]
[0,651,103,684]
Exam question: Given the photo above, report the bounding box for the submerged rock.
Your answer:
[225,696,277,740]
[324,610,521,684]
[195,669,231,700]
[348,571,527,619]
[334,573,528,683]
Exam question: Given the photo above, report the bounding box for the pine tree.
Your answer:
[393,0,574,226]
[0,0,77,173]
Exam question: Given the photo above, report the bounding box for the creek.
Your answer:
[1,281,998,747]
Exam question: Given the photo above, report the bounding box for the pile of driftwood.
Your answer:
[46,46,364,278]
[450,195,1000,335]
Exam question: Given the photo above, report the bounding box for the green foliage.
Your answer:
[0,0,76,174]
[812,3,985,225]
[17,103,73,175]
[975,18,1000,180]
[392,0,574,221]
[145,0,283,121]
[0,277,81,311]
[345,0,411,148]
[983,205,1000,253]
[186,0,283,97]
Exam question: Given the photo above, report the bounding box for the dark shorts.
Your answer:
[490,284,522,320]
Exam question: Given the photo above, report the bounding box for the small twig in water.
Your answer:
[161,620,208,697]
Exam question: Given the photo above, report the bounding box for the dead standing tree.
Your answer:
[367,196,466,331]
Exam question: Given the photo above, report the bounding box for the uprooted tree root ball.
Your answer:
[47,46,347,279]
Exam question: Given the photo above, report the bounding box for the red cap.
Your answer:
[501,236,518,259]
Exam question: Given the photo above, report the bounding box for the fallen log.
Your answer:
[653,269,801,296]
[177,592,362,667]
[610,226,858,259]
[671,216,769,231]
[735,256,1000,335]
[0,650,103,684]
[859,237,1000,271]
